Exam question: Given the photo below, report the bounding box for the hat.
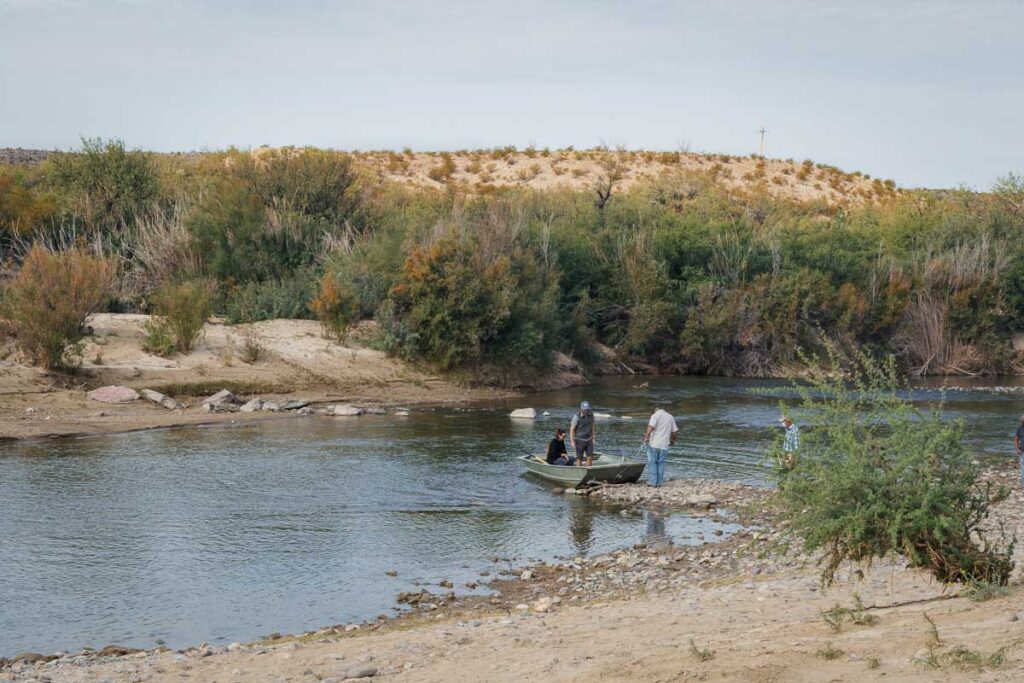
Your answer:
[580,401,591,411]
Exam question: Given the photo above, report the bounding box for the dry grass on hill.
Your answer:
[349,147,897,204]
[0,146,899,204]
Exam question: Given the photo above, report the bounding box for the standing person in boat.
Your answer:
[570,401,597,467]
[546,428,576,466]
[642,405,678,487]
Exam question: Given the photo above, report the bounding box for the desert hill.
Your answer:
[0,146,897,204]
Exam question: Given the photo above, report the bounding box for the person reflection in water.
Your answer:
[645,510,669,546]
[569,500,595,552]
[546,428,576,466]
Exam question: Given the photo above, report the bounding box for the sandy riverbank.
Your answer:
[4,465,1023,682]
[0,314,592,441]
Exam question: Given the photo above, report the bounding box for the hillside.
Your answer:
[0,146,896,204]
[351,148,895,203]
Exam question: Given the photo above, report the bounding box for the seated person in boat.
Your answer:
[546,429,576,466]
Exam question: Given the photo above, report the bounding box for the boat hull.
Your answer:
[520,453,646,487]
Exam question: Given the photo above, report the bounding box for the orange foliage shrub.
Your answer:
[1,245,116,369]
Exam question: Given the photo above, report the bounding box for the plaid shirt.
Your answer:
[783,424,800,452]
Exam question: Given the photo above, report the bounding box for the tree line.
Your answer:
[1,139,1022,378]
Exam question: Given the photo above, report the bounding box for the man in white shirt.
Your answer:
[642,406,678,487]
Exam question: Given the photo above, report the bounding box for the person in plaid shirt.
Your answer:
[780,416,800,468]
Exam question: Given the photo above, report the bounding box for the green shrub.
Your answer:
[187,184,276,282]
[47,137,158,237]
[821,594,877,632]
[382,239,512,369]
[774,350,1015,587]
[960,579,1011,602]
[226,147,358,230]
[381,229,560,371]
[237,325,266,364]
[223,272,316,323]
[146,280,214,355]
[688,639,715,662]
[141,318,175,357]
[0,244,116,369]
[0,166,58,236]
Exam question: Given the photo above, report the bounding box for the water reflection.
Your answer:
[645,510,668,545]
[568,501,596,553]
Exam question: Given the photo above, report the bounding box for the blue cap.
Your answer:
[580,401,591,411]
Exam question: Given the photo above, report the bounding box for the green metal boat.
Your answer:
[519,453,646,487]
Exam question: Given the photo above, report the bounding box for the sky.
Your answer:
[0,0,1021,188]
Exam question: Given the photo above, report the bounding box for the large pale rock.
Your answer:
[279,400,310,411]
[532,596,554,613]
[239,398,264,413]
[140,388,165,404]
[509,407,536,419]
[141,388,183,410]
[686,494,719,507]
[202,389,239,407]
[87,386,140,403]
[332,405,363,416]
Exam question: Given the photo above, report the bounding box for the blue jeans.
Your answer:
[646,446,668,487]
[554,455,576,466]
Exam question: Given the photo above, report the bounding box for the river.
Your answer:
[1,376,1021,655]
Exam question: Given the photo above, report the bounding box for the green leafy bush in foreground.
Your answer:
[774,351,1015,586]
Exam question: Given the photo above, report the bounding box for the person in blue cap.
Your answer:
[569,400,597,466]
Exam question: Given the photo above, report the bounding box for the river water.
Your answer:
[1,376,1021,655]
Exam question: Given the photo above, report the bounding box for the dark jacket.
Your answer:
[546,438,568,464]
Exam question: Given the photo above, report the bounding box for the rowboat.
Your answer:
[519,453,646,487]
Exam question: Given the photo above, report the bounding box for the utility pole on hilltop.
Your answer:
[758,126,769,157]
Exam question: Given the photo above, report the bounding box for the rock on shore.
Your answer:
[589,478,768,513]
[87,386,140,403]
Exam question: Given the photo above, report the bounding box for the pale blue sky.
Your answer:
[1,0,1021,188]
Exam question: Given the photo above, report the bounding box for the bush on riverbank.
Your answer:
[774,351,1015,586]
[0,244,116,369]
[0,140,1022,379]
[142,279,214,355]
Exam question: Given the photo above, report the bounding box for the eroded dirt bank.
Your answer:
[0,314,591,441]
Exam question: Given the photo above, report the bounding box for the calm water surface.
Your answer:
[1,376,1021,655]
